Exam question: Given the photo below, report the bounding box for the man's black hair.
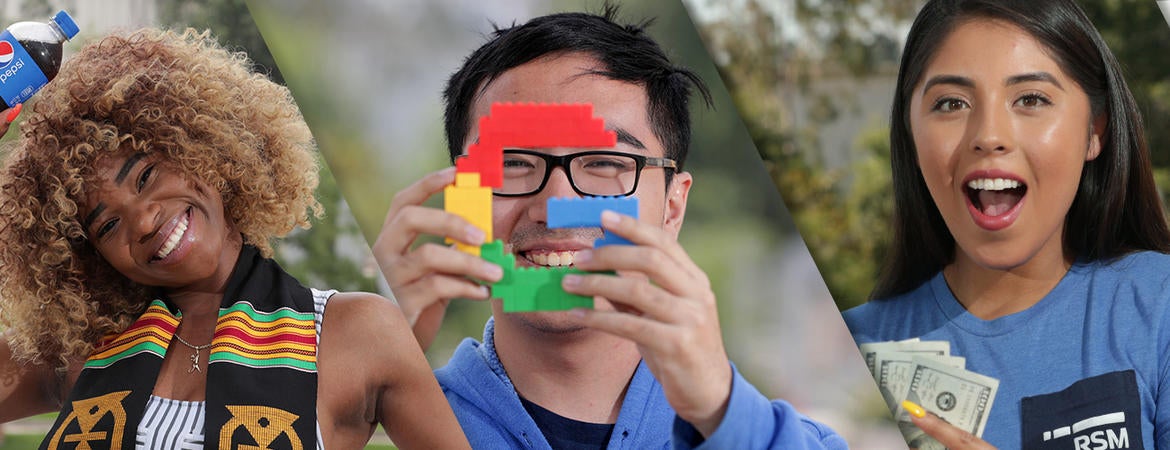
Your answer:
[443,4,712,186]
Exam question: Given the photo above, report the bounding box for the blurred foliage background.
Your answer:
[247,0,903,446]
[687,0,1170,310]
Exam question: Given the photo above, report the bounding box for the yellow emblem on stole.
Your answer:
[219,405,303,450]
[47,391,131,450]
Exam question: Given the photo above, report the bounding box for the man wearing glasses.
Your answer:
[496,150,677,199]
[372,8,845,450]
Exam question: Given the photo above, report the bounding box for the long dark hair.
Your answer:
[873,0,1170,299]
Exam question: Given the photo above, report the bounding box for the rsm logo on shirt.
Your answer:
[1074,429,1130,450]
[1022,371,1144,450]
[1040,412,1130,449]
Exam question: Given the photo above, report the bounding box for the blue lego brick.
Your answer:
[547,196,638,246]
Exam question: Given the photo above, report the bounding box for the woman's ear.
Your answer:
[1086,114,1106,161]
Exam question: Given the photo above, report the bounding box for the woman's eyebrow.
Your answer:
[1006,71,1064,91]
[83,153,148,230]
[83,204,104,231]
[114,152,147,185]
[922,74,974,94]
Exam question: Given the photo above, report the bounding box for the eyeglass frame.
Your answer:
[493,149,679,197]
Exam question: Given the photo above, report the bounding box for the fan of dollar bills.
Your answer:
[860,339,1001,450]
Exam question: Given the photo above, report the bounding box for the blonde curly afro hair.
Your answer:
[0,28,321,369]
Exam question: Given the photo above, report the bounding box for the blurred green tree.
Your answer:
[159,0,283,83]
[692,0,914,308]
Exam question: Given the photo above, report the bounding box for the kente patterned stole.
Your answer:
[40,245,318,450]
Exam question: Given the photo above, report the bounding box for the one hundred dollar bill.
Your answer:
[897,355,999,447]
[875,352,966,411]
[859,340,950,377]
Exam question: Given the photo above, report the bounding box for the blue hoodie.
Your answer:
[435,318,847,449]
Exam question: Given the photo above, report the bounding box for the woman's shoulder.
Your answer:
[843,276,941,343]
[317,291,409,337]
[846,273,939,316]
[316,291,420,361]
[1081,250,1170,287]
[1095,248,1170,266]
[315,290,421,388]
[1076,251,1170,312]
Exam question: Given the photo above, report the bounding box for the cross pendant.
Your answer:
[188,348,202,374]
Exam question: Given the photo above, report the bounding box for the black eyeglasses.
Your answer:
[495,149,678,197]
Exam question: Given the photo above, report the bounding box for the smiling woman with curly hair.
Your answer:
[1,27,320,371]
[0,28,467,450]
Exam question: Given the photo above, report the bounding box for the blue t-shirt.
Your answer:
[844,251,1170,449]
[435,317,847,450]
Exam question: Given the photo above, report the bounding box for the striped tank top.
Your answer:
[133,288,334,450]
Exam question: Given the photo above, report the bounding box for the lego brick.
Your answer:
[495,266,594,312]
[455,149,502,188]
[475,103,617,149]
[443,184,492,255]
[479,239,597,312]
[548,196,638,227]
[458,103,643,312]
[547,196,639,247]
[458,103,619,189]
[479,240,515,275]
[454,172,481,188]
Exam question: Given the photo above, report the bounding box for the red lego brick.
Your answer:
[456,103,618,188]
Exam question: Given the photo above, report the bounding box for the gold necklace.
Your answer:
[173,333,212,374]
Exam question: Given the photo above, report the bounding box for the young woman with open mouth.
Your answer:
[845,0,1170,448]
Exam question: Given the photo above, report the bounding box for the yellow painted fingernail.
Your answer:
[902,400,926,418]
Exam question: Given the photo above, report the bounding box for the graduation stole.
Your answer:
[40,245,318,450]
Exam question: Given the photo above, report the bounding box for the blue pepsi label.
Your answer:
[0,30,48,107]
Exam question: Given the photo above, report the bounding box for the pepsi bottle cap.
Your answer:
[51,10,79,39]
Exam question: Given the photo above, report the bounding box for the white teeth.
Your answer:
[527,251,577,267]
[966,178,1021,191]
[156,213,189,259]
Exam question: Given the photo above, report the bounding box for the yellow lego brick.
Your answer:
[455,172,481,188]
[444,183,493,255]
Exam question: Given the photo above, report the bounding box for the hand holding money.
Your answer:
[903,400,998,450]
[860,339,1000,449]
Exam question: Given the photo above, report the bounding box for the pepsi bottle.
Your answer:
[0,10,79,109]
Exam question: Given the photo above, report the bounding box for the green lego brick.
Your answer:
[496,266,594,312]
[479,240,515,270]
[479,240,597,312]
